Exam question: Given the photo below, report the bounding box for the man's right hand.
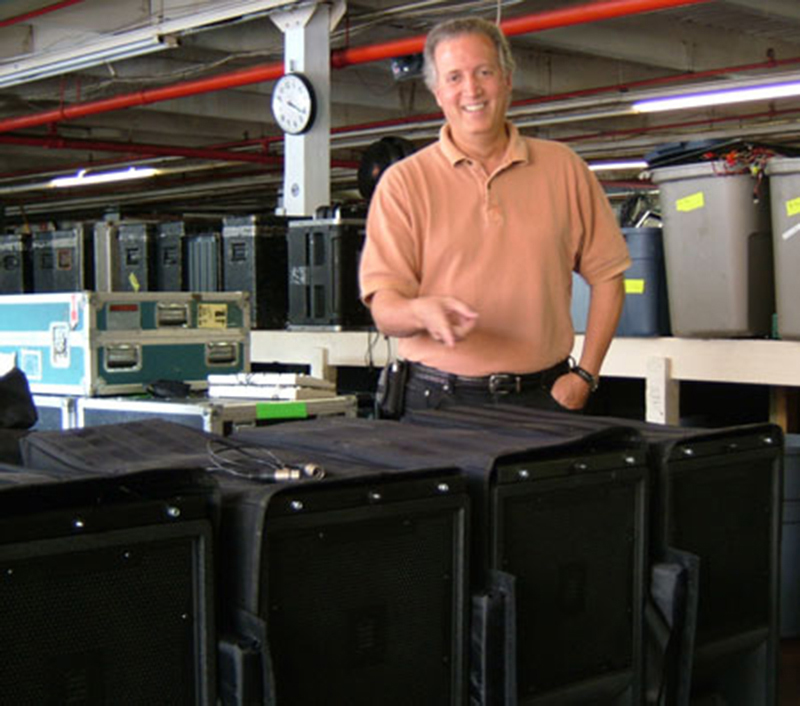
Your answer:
[410,296,479,347]
[369,290,479,346]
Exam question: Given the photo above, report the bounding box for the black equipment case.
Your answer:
[234,415,649,706]
[402,404,783,706]
[0,457,218,705]
[213,439,470,706]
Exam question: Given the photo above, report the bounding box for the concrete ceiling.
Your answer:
[2,0,800,224]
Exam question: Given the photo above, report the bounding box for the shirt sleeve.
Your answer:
[358,163,422,305]
[572,155,631,284]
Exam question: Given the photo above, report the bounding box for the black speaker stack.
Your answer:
[401,404,784,706]
[1,402,785,706]
[221,215,288,330]
[0,233,32,294]
[286,207,371,330]
[234,415,649,705]
[215,455,469,706]
[0,460,218,705]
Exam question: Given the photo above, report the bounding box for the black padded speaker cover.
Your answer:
[234,415,648,705]
[0,463,218,705]
[216,436,469,706]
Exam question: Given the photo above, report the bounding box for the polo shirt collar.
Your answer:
[439,122,530,167]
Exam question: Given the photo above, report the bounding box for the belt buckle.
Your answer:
[488,373,520,395]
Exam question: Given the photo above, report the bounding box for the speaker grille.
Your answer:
[500,480,637,697]
[0,528,208,705]
[670,455,774,645]
[265,506,462,705]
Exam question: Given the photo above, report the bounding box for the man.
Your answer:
[359,17,629,414]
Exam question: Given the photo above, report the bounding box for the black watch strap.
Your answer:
[571,365,599,392]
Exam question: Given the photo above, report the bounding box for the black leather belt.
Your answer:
[407,359,570,395]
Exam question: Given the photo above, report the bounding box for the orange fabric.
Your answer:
[359,123,630,376]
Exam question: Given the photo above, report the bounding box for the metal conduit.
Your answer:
[0,0,712,135]
[0,0,86,28]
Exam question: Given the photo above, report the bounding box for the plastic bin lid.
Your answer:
[764,157,800,176]
[649,160,750,184]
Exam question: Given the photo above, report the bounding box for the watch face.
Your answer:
[271,73,316,135]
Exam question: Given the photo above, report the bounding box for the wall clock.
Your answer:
[271,72,317,135]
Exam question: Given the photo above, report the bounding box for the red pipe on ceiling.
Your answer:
[0,0,86,28]
[0,133,282,164]
[0,0,712,135]
[332,0,712,67]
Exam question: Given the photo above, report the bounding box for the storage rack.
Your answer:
[250,331,800,429]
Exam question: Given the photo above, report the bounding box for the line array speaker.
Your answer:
[215,449,469,706]
[0,464,218,705]
[234,416,648,705]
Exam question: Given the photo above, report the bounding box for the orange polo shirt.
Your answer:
[359,123,630,376]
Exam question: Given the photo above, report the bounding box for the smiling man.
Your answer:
[359,17,630,415]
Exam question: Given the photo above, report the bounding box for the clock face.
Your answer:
[271,73,316,135]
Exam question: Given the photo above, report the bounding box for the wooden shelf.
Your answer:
[251,330,800,426]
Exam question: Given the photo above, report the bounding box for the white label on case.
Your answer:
[781,222,800,241]
[50,323,71,368]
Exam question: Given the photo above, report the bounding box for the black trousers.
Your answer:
[402,360,578,415]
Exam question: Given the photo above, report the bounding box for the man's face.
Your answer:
[432,32,512,146]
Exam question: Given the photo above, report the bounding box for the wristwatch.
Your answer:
[571,365,599,392]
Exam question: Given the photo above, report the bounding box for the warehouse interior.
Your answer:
[1,1,800,705]
[2,0,800,220]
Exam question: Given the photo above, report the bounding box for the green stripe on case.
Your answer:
[256,401,308,420]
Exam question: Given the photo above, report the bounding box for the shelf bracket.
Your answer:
[645,355,680,425]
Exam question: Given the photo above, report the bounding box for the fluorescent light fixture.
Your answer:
[0,0,288,89]
[589,160,648,172]
[50,167,159,188]
[0,35,171,89]
[632,81,800,113]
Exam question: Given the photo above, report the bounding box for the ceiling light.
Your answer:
[50,167,159,188]
[632,81,800,113]
[588,160,648,171]
[0,0,288,89]
[0,35,172,89]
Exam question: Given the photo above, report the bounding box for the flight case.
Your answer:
[0,291,250,396]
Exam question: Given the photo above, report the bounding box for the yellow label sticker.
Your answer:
[676,192,705,212]
[128,272,140,292]
[625,279,645,294]
[197,303,228,329]
[786,197,800,218]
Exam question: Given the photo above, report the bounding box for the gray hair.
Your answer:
[422,17,515,92]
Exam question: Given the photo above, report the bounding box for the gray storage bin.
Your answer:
[651,161,774,337]
[765,157,800,339]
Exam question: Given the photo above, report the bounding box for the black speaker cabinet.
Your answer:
[233,416,648,706]
[32,224,94,293]
[215,451,469,706]
[286,217,371,329]
[0,232,32,294]
[645,423,783,706]
[221,215,288,330]
[0,465,217,705]
[489,447,647,705]
[406,406,783,706]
